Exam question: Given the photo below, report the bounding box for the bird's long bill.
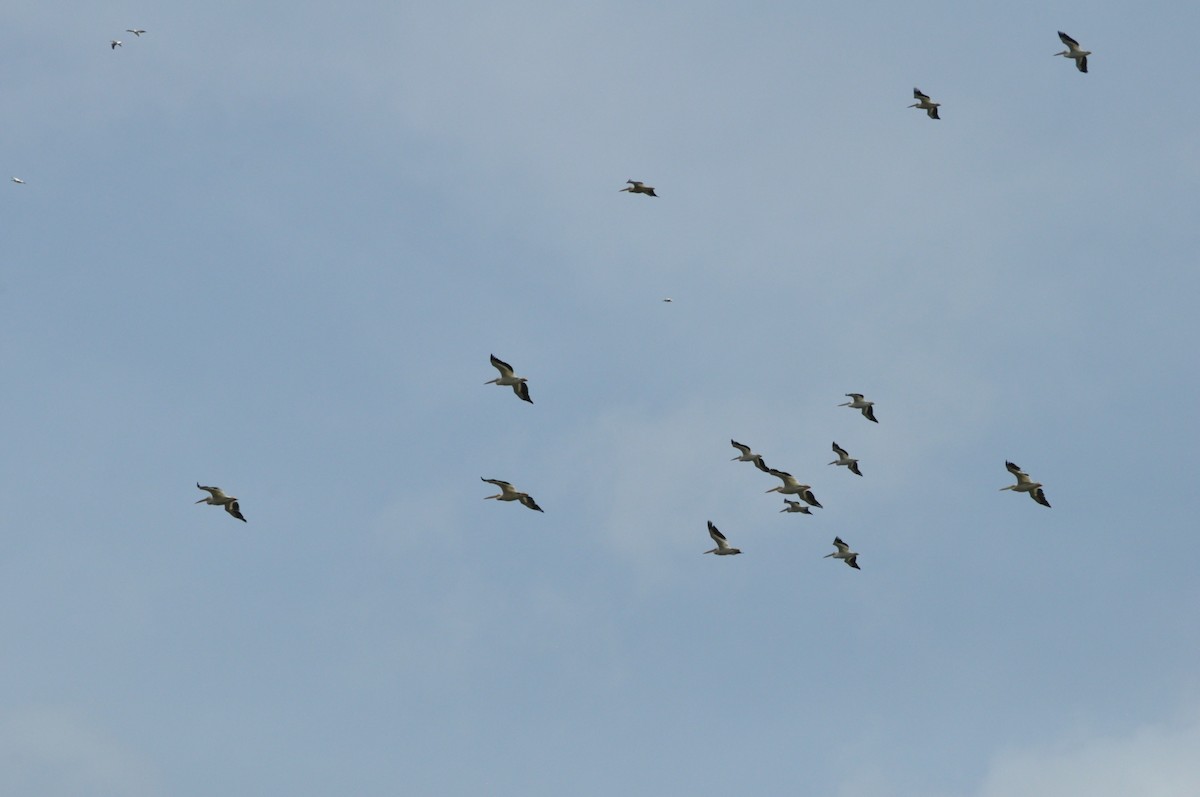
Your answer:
[195,498,208,503]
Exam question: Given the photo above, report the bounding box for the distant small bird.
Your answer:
[110,40,122,49]
[619,180,657,197]
[10,177,24,184]
[662,297,673,303]
[126,29,146,37]
[704,521,742,555]
[829,442,863,476]
[909,88,941,119]
[1000,461,1051,507]
[780,500,813,515]
[755,459,822,507]
[481,478,543,512]
[824,537,860,569]
[839,393,878,423]
[485,354,532,404]
[729,439,764,467]
[195,483,247,522]
[1055,31,1090,73]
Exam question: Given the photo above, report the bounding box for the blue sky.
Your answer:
[4,2,1200,795]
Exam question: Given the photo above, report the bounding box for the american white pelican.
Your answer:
[195,483,247,522]
[780,500,813,515]
[829,442,863,476]
[662,297,673,303]
[839,393,878,423]
[481,478,543,512]
[755,459,822,507]
[485,354,532,404]
[824,537,860,569]
[730,439,764,467]
[704,521,742,555]
[126,29,146,37]
[909,88,941,119]
[1000,461,1051,507]
[111,40,122,49]
[10,177,24,185]
[1055,31,1090,73]
[619,180,657,197]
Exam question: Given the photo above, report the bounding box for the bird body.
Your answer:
[829,442,863,476]
[1000,461,1051,507]
[481,478,543,512]
[824,537,860,569]
[110,40,122,49]
[780,500,813,515]
[126,29,146,36]
[839,393,878,423]
[10,177,24,184]
[909,88,941,119]
[486,354,532,403]
[704,521,742,555]
[1055,31,1090,73]
[195,483,247,522]
[729,439,764,466]
[755,459,822,507]
[619,180,657,197]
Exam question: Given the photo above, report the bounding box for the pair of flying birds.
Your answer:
[110,29,146,49]
[705,521,861,569]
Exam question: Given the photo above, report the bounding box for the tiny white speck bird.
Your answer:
[780,500,813,515]
[829,442,863,476]
[110,40,122,49]
[755,459,822,507]
[619,180,657,197]
[195,483,247,522]
[10,177,24,184]
[485,354,532,404]
[729,439,764,467]
[824,537,860,569]
[1000,461,1051,507]
[909,88,940,119]
[662,297,673,303]
[839,393,878,423]
[126,29,146,37]
[704,521,742,555]
[1055,31,1090,73]
[481,478,543,512]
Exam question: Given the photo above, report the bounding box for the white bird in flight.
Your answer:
[909,88,941,119]
[485,354,532,404]
[1055,31,1090,73]
[126,29,146,37]
[110,40,122,49]
[481,478,544,512]
[829,442,863,476]
[755,459,822,507]
[704,521,742,555]
[729,439,764,467]
[619,180,657,197]
[839,393,878,423]
[824,537,860,569]
[780,500,813,515]
[195,483,247,522]
[10,177,24,185]
[1000,461,1051,507]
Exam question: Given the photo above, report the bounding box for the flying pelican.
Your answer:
[829,442,863,476]
[195,483,247,522]
[110,40,122,49]
[481,478,544,512]
[1000,461,1051,507]
[662,297,673,303]
[619,180,657,197]
[909,88,940,119]
[730,439,764,467]
[755,459,822,507]
[824,537,860,569]
[839,393,878,423]
[1055,31,1090,73]
[10,177,24,184]
[780,500,813,515]
[485,354,532,404]
[704,521,742,555]
[126,29,146,37]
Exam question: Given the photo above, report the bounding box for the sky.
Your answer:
[3,1,1200,795]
